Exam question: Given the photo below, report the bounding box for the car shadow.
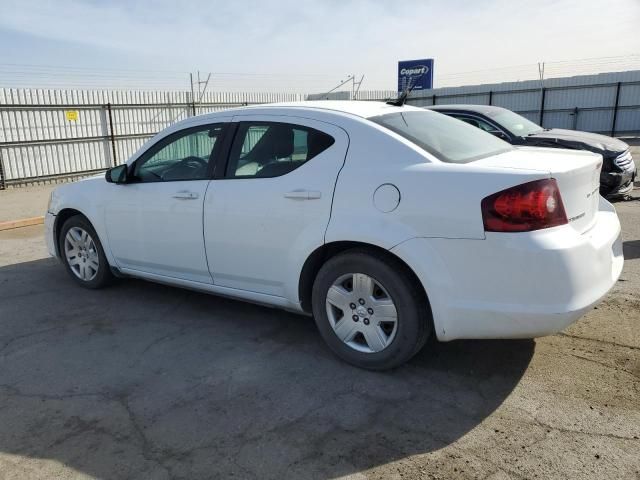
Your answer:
[0,258,534,479]
[623,239,640,260]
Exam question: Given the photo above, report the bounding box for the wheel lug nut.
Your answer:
[350,303,356,309]
[367,308,374,315]
[358,298,365,305]
[352,315,359,322]
[363,318,370,325]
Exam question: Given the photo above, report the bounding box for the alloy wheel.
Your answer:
[325,273,398,353]
[64,227,99,282]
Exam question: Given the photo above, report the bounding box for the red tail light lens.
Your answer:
[481,178,568,232]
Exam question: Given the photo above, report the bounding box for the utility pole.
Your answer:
[319,75,356,100]
[189,73,196,116]
[353,75,364,99]
[538,62,545,126]
[198,73,212,103]
[189,71,212,115]
[537,62,545,89]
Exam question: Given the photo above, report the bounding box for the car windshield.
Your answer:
[486,109,544,137]
[369,110,512,164]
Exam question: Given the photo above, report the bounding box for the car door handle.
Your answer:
[284,190,321,200]
[172,191,199,200]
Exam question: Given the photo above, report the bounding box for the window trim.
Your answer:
[129,123,230,183]
[212,122,237,179]
[219,120,335,180]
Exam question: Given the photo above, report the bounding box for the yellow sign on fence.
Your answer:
[65,110,79,121]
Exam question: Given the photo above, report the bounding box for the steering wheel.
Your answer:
[161,156,208,180]
[180,156,208,169]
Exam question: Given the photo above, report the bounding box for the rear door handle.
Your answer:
[284,190,321,200]
[172,191,199,200]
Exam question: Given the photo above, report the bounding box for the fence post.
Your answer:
[538,87,546,127]
[570,107,579,130]
[0,150,6,190]
[610,81,621,137]
[107,103,117,167]
[488,90,493,105]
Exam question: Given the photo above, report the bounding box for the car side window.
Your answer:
[133,124,226,182]
[454,115,500,134]
[226,122,335,178]
[457,116,481,129]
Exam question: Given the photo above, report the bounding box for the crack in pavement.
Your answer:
[524,415,639,442]
[0,385,177,479]
[569,353,640,379]
[557,332,640,351]
[115,395,175,480]
[0,326,64,356]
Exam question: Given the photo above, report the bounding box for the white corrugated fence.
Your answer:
[1,70,639,188]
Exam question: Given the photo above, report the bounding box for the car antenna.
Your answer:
[386,71,425,106]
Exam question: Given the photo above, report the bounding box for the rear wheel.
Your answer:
[59,215,114,289]
[312,250,431,370]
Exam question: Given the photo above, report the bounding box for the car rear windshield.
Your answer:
[369,110,512,163]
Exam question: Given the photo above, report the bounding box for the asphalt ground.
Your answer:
[0,163,638,479]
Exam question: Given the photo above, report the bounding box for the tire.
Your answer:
[59,215,114,289]
[312,249,431,370]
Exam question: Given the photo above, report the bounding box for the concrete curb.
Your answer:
[0,216,45,231]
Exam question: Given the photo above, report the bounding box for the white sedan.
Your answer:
[45,101,624,369]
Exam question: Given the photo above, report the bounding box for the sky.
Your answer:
[0,0,639,92]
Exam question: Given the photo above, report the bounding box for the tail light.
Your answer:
[481,178,567,232]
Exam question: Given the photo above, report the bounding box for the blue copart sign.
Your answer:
[398,59,434,92]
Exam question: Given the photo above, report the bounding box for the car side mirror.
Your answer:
[105,164,129,184]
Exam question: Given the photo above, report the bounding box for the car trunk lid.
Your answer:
[474,147,602,233]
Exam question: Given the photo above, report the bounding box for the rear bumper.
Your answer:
[44,212,57,258]
[391,197,623,341]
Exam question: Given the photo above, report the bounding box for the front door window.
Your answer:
[134,124,226,182]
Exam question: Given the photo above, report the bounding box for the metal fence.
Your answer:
[0,89,304,188]
[402,70,640,136]
[1,69,640,188]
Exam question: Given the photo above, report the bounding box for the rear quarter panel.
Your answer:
[326,122,551,247]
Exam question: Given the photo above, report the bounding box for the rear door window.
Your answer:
[226,122,335,178]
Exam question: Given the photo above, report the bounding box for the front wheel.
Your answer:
[312,250,431,370]
[59,215,114,289]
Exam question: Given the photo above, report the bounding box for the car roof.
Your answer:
[128,101,433,166]
[217,100,426,119]
[426,104,509,115]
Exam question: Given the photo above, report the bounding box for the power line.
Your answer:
[0,63,345,78]
[0,54,639,92]
[433,54,640,87]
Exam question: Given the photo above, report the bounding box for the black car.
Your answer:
[427,105,637,197]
